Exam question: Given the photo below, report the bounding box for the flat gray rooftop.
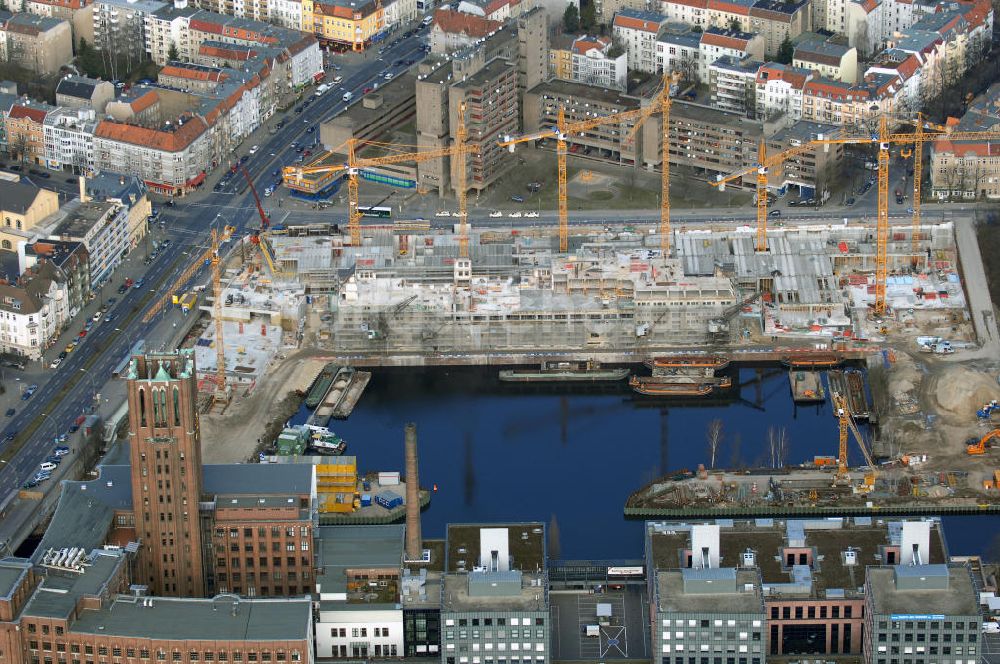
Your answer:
[446,523,545,572]
[24,552,124,619]
[0,559,29,599]
[71,596,312,640]
[442,571,548,612]
[866,565,979,617]
[656,568,764,614]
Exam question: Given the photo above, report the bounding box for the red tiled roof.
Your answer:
[804,79,858,100]
[484,0,519,15]
[707,0,750,15]
[94,117,208,152]
[8,105,47,123]
[701,31,750,49]
[431,8,501,37]
[129,90,159,113]
[28,0,87,9]
[199,43,256,61]
[189,17,280,44]
[613,14,662,30]
[933,139,1000,156]
[160,64,227,81]
[756,64,810,88]
[667,0,708,9]
[572,35,610,54]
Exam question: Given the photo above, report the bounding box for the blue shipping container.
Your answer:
[375,490,403,509]
[361,494,372,507]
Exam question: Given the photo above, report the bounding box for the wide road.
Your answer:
[0,28,432,495]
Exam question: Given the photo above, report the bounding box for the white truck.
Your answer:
[315,83,330,97]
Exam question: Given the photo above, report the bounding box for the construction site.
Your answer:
[143,97,1000,517]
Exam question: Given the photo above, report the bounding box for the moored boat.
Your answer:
[499,361,630,382]
[645,354,731,371]
[305,363,339,408]
[629,375,732,396]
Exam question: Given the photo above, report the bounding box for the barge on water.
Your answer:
[782,352,842,369]
[307,428,347,455]
[630,375,733,397]
[498,361,630,382]
[645,354,731,371]
[305,363,340,408]
[332,371,371,419]
[789,370,825,403]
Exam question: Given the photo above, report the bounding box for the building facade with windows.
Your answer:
[863,564,982,664]
[43,107,98,174]
[613,9,667,73]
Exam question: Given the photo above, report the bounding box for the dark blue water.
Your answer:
[299,366,999,560]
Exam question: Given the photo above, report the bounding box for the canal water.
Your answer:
[293,366,998,561]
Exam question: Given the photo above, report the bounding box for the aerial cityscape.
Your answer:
[0,0,998,657]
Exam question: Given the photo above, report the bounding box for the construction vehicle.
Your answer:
[832,391,878,489]
[499,73,677,253]
[967,429,1000,455]
[284,104,478,253]
[977,400,1000,419]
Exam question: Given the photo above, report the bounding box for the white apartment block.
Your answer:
[612,9,667,74]
[657,29,701,82]
[315,610,405,660]
[709,54,761,116]
[570,36,628,91]
[0,284,57,360]
[42,107,97,174]
[755,62,812,120]
[697,27,765,81]
[266,0,303,29]
[48,200,130,287]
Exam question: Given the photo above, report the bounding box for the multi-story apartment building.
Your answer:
[42,107,97,174]
[0,279,58,359]
[793,34,858,83]
[755,61,813,121]
[562,34,627,92]
[55,75,116,114]
[92,0,165,67]
[303,0,383,51]
[698,27,765,80]
[747,0,809,55]
[21,238,91,318]
[49,199,130,286]
[5,99,53,165]
[93,117,214,196]
[656,26,701,83]
[863,564,982,664]
[22,0,94,44]
[766,119,842,198]
[430,8,501,53]
[613,9,667,73]
[315,525,406,659]
[0,11,73,74]
[82,171,151,251]
[448,57,518,193]
[524,79,643,165]
[709,54,761,116]
[440,524,551,664]
[930,81,1000,199]
[594,0,644,24]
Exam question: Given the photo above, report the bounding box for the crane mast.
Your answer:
[210,229,227,403]
[457,102,469,259]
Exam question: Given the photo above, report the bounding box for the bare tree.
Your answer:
[706,419,724,468]
[548,514,561,561]
[768,426,788,468]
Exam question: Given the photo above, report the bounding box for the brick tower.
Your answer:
[126,350,205,597]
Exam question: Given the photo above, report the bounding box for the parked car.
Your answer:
[510,195,524,203]
[4,408,14,417]
[50,357,62,369]
[44,455,62,465]
[39,462,57,472]
[53,446,70,456]
[65,343,76,353]
[769,209,782,217]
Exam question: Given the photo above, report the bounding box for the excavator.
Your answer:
[966,429,1000,455]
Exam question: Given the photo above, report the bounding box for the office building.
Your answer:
[440,523,550,664]
[863,564,982,664]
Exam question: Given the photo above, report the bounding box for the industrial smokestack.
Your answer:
[404,423,422,561]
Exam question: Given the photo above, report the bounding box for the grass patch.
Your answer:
[588,190,614,201]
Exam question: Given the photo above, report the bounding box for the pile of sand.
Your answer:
[932,365,999,420]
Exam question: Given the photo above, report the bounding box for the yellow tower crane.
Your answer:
[144,226,234,323]
[498,75,673,253]
[812,116,1000,315]
[832,391,878,488]
[284,126,479,249]
[712,136,837,253]
[455,102,470,259]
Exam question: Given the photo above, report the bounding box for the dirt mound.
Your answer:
[932,365,999,420]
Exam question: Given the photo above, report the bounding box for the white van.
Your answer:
[342,91,353,102]
[316,83,329,96]
[422,15,433,25]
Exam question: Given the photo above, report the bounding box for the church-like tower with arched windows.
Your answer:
[125,350,206,598]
